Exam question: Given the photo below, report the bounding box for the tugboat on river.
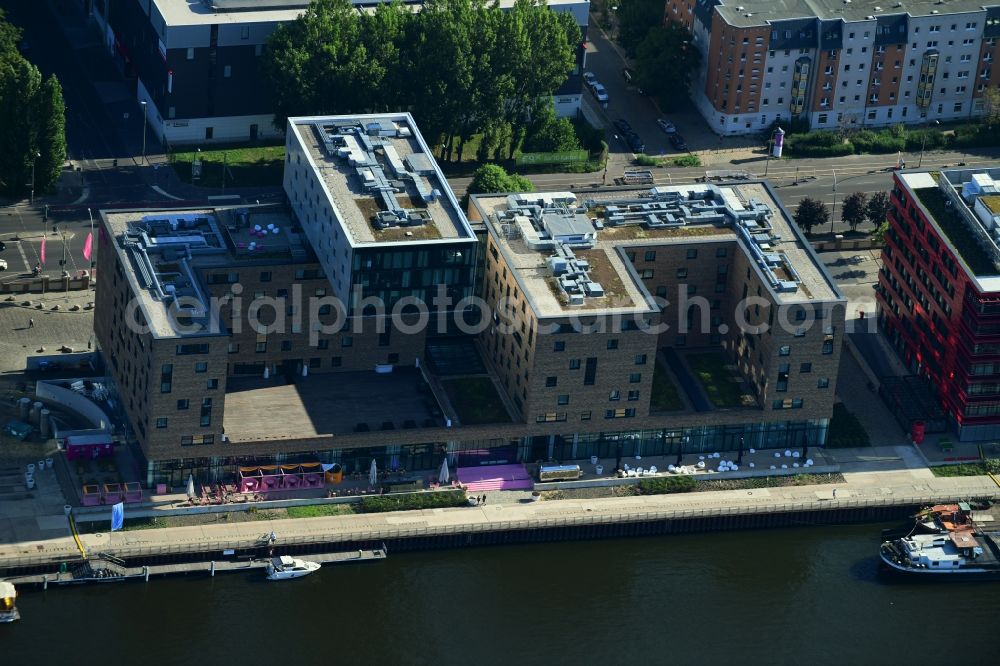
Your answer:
[879,530,1000,579]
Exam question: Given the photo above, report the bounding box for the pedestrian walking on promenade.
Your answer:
[481,494,487,505]
[28,318,34,329]
[832,488,837,499]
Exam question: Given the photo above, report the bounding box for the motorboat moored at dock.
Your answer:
[265,556,321,581]
[0,581,20,623]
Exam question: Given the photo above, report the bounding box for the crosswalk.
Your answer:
[0,237,82,277]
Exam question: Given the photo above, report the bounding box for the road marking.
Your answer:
[71,187,90,205]
[16,242,29,273]
[152,185,183,201]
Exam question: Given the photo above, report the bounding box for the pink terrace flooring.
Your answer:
[456,464,534,492]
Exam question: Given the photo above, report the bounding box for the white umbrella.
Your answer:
[186,474,196,499]
[369,459,378,488]
[438,458,450,485]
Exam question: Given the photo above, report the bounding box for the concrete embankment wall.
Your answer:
[4,494,977,579]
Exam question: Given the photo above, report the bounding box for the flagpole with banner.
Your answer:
[111,501,124,532]
[84,208,94,284]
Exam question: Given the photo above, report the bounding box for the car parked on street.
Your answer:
[591,83,609,104]
[669,133,688,151]
[0,241,6,252]
[583,71,597,88]
[0,259,8,271]
[625,131,645,154]
[656,118,676,134]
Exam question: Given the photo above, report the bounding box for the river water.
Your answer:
[4,523,998,665]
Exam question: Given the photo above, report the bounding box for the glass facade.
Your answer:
[350,244,476,314]
[144,420,828,486]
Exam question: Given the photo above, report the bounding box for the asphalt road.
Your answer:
[0,207,93,283]
[6,0,1000,247]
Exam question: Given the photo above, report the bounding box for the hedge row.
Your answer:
[360,489,468,513]
[784,123,1000,157]
[637,476,698,494]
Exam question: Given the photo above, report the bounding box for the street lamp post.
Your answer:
[30,151,40,205]
[917,119,940,168]
[829,169,838,234]
[140,101,148,165]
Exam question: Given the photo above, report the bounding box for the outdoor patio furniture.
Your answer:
[102,483,123,504]
[124,482,143,503]
[82,484,101,506]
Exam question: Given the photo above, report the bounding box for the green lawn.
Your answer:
[685,352,747,408]
[650,362,684,411]
[441,377,511,425]
[286,504,356,518]
[930,463,989,477]
[169,143,286,188]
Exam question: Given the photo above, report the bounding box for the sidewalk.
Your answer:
[2,445,997,567]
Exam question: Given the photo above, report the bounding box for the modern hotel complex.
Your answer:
[669,0,1000,134]
[879,167,1000,441]
[94,113,847,486]
[84,0,589,145]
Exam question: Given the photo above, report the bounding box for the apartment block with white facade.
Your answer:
[685,0,1000,135]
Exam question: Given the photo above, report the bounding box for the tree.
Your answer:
[794,197,828,234]
[634,23,700,112]
[616,0,663,57]
[0,9,20,57]
[263,0,578,162]
[468,163,534,194]
[263,0,370,128]
[872,221,889,245]
[841,191,869,231]
[522,99,579,153]
[983,87,1000,128]
[35,74,67,193]
[0,12,67,197]
[865,191,890,229]
[496,0,579,158]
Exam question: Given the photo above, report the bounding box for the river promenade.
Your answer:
[2,445,998,569]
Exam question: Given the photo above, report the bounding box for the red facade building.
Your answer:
[879,168,1000,441]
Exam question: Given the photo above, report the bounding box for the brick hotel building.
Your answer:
[95,113,846,486]
[879,166,1000,441]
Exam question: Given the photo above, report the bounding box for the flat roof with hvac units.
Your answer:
[287,113,475,247]
[473,182,842,320]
